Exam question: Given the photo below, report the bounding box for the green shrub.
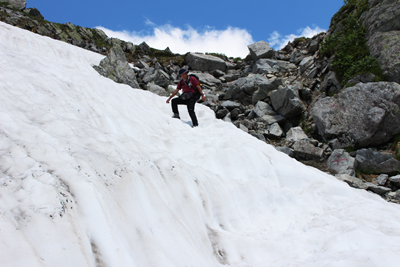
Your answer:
[320,0,384,86]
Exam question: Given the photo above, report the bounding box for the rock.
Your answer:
[376,174,389,186]
[293,140,324,160]
[93,44,140,89]
[336,174,368,190]
[311,82,400,147]
[299,56,314,75]
[253,101,277,117]
[230,108,241,121]
[252,78,283,105]
[154,69,170,88]
[193,72,222,87]
[4,0,26,10]
[275,146,294,158]
[250,132,266,142]
[138,41,151,54]
[248,41,275,61]
[224,75,266,105]
[320,71,341,95]
[327,149,357,176]
[220,100,241,111]
[216,108,229,119]
[259,114,286,125]
[365,183,392,195]
[328,135,354,150]
[27,8,44,20]
[361,0,400,83]
[186,53,227,72]
[266,59,297,72]
[268,123,284,138]
[142,68,156,84]
[253,59,277,74]
[345,73,376,87]
[147,83,168,96]
[213,70,225,78]
[355,149,400,175]
[286,126,308,142]
[389,175,400,187]
[136,60,149,69]
[270,85,306,119]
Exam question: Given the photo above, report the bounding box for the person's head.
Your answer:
[179,68,188,79]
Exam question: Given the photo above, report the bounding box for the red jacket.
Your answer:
[177,76,200,93]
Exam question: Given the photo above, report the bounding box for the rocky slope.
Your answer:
[2,0,400,202]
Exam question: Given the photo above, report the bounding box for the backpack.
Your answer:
[179,74,202,101]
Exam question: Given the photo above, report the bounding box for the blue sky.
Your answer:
[27,0,344,57]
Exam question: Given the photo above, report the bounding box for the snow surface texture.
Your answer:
[1,21,400,267]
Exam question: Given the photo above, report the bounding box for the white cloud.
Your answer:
[268,26,326,50]
[96,24,254,58]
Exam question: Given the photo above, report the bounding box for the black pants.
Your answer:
[171,97,198,126]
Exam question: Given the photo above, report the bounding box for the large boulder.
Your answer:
[292,140,324,160]
[93,44,140,89]
[186,53,227,72]
[327,149,357,176]
[361,0,400,83]
[252,101,277,117]
[247,41,275,61]
[193,72,222,87]
[320,71,342,95]
[224,75,269,105]
[4,0,26,10]
[311,82,400,147]
[252,78,283,104]
[355,148,400,175]
[270,85,306,119]
[286,127,308,142]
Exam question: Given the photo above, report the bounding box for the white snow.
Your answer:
[1,21,400,267]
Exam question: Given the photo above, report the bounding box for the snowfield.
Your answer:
[1,21,400,267]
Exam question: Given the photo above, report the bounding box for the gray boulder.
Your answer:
[220,101,241,111]
[248,41,275,61]
[153,69,170,88]
[336,174,368,190]
[286,126,308,142]
[253,59,278,74]
[224,75,267,105]
[270,85,306,119]
[345,73,376,87]
[361,0,400,83]
[147,83,169,96]
[186,53,227,72]
[293,140,324,160]
[268,123,284,138]
[93,44,140,89]
[299,56,314,75]
[4,0,26,10]
[265,59,297,73]
[389,175,400,187]
[253,101,277,117]
[355,148,400,175]
[193,72,222,87]
[311,82,400,147]
[258,114,286,125]
[320,71,342,95]
[365,183,392,195]
[275,146,294,158]
[376,174,389,186]
[327,149,357,176]
[252,78,283,104]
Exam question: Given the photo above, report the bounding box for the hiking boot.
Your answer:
[172,113,180,119]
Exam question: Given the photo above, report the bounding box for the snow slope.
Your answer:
[1,21,400,267]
